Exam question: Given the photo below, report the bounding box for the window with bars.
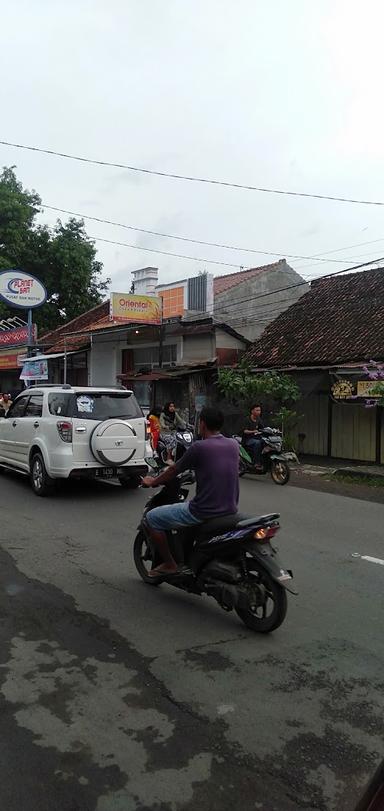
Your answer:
[133,344,177,369]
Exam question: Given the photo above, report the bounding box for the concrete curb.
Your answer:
[333,467,384,481]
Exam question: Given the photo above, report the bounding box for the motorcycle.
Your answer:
[134,471,295,633]
[234,428,296,485]
[156,425,194,467]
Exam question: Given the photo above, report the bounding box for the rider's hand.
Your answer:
[142,475,157,488]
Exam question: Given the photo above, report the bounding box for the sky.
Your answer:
[1,0,384,293]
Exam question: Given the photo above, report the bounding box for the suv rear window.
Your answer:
[48,391,142,420]
[73,392,142,421]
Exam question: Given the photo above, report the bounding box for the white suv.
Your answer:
[0,385,151,496]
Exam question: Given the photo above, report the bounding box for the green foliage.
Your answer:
[0,167,110,333]
[217,363,301,408]
[217,362,301,450]
[269,406,302,451]
[371,381,384,406]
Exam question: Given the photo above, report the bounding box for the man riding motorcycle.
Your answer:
[142,406,239,578]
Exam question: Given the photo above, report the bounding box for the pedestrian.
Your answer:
[159,402,185,464]
[0,393,12,415]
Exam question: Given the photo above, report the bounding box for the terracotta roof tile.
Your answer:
[41,301,109,348]
[214,260,286,296]
[246,267,384,368]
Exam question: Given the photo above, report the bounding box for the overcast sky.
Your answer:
[1,0,384,292]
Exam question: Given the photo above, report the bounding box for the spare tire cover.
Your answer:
[90,419,137,466]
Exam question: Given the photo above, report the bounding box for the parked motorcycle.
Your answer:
[234,428,296,485]
[134,471,295,633]
[156,425,194,467]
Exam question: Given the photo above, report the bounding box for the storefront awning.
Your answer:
[22,351,77,362]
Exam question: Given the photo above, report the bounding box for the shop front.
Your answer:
[0,347,27,396]
[294,365,384,463]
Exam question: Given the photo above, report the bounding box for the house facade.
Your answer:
[246,268,384,464]
[40,306,248,419]
[213,259,309,341]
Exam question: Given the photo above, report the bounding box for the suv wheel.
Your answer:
[30,452,55,497]
[118,474,141,490]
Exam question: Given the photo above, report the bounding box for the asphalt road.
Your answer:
[0,469,383,811]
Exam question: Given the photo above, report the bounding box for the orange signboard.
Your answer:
[110,293,162,324]
[0,350,25,369]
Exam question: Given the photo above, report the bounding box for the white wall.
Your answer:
[215,328,247,349]
[182,333,215,361]
[90,341,119,386]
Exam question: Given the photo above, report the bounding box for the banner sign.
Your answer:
[0,325,37,348]
[110,292,162,325]
[356,381,381,398]
[0,351,24,370]
[0,270,47,309]
[20,359,49,381]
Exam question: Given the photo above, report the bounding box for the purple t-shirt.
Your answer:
[175,434,239,520]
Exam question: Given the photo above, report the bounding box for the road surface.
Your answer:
[0,469,383,811]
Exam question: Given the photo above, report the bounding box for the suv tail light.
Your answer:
[57,420,73,443]
[146,420,151,438]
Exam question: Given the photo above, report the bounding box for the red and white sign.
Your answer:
[0,271,47,309]
[0,325,37,348]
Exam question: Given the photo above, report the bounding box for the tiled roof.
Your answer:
[246,267,384,368]
[41,301,110,354]
[214,260,286,296]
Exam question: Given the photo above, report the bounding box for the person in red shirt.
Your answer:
[148,408,161,450]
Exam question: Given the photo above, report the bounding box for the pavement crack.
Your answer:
[175,634,247,654]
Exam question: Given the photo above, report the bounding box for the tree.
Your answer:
[217,362,301,449]
[217,363,301,408]
[0,167,110,333]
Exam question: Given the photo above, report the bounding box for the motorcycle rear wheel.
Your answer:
[270,460,290,485]
[133,531,163,586]
[236,570,287,633]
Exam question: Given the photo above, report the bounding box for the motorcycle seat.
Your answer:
[195,512,246,540]
[236,513,280,528]
[194,512,280,542]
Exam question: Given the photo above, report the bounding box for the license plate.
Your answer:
[95,467,116,478]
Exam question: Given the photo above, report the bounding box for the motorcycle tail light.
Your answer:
[253,525,279,542]
[57,421,73,443]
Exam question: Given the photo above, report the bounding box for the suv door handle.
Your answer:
[34,421,40,428]
[75,426,87,433]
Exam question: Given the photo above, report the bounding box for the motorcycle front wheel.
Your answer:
[239,457,248,477]
[133,531,163,586]
[236,570,287,633]
[270,460,290,485]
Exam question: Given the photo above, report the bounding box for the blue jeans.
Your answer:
[146,501,202,531]
[245,438,263,465]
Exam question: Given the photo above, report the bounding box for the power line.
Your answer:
[86,230,383,310]
[89,234,242,268]
[212,257,384,314]
[294,235,384,265]
[42,203,366,265]
[41,208,383,307]
[2,138,384,206]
